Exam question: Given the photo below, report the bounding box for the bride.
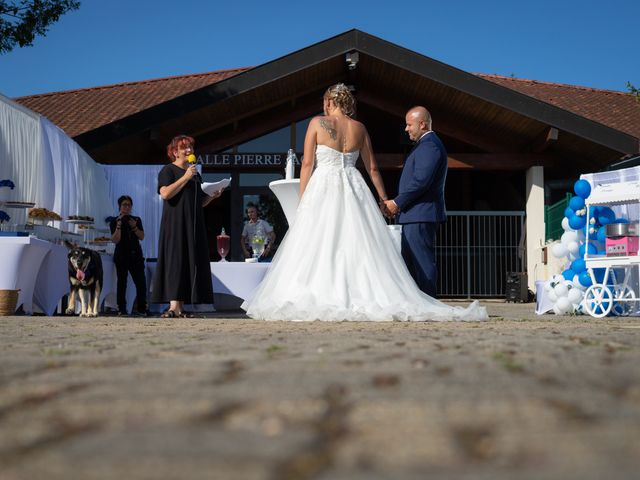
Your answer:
[242,84,487,321]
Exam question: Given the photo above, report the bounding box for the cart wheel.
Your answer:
[584,284,613,318]
[612,286,637,317]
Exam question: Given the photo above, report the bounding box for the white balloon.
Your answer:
[548,290,558,302]
[561,231,578,245]
[567,241,580,254]
[568,288,583,304]
[562,217,571,231]
[577,230,586,241]
[553,304,563,315]
[572,276,586,290]
[553,282,569,297]
[551,243,568,258]
[568,252,577,262]
[544,281,554,292]
[556,296,572,313]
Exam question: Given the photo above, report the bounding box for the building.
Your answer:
[15,30,640,296]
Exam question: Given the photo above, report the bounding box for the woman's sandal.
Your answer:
[161,310,178,318]
[178,311,193,318]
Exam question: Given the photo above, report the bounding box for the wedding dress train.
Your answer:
[241,145,488,321]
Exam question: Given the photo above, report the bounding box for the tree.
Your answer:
[628,82,640,104]
[0,1,80,54]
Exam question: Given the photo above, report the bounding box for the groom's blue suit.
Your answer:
[394,131,448,296]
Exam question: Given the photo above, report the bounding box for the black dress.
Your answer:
[151,164,213,304]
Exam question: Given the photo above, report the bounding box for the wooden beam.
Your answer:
[376,153,550,171]
[197,98,321,152]
[529,127,558,153]
[356,91,513,153]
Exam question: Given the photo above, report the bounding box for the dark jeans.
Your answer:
[115,256,147,313]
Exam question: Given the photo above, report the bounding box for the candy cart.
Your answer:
[583,180,640,317]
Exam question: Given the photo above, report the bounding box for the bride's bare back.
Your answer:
[314,115,366,153]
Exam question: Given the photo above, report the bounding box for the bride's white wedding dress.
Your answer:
[241,145,488,321]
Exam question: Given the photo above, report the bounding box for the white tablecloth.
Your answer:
[0,236,51,314]
[211,261,270,302]
[1,236,135,315]
[100,254,136,312]
[33,242,69,315]
[146,261,270,311]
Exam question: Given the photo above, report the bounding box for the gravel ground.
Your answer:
[1,301,639,480]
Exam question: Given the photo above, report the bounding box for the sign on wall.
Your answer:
[197,153,301,168]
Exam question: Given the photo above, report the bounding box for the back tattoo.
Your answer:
[320,118,337,140]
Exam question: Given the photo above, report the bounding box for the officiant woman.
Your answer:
[151,134,222,318]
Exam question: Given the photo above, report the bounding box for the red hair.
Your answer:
[167,135,195,161]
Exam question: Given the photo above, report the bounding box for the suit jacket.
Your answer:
[395,131,448,224]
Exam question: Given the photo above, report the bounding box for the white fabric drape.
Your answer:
[0,94,44,225]
[102,164,164,258]
[1,94,112,229]
[41,118,112,225]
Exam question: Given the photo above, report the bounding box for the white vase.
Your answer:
[0,186,11,203]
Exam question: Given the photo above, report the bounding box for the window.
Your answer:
[237,126,290,152]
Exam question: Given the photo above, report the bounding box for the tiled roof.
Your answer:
[478,74,640,139]
[15,68,251,137]
[14,68,640,141]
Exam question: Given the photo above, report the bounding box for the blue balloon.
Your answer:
[597,226,607,244]
[569,214,586,230]
[593,268,606,283]
[571,258,586,274]
[569,196,585,211]
[574,179,591,199]
[564,207,574,218]
[578,271,593,287]
[597,250,606,256]
[598,207,616,225]
[579,242,598,256]
[615,217,630,224]
[562,268,576,281]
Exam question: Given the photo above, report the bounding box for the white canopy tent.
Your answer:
[0,93,112,229]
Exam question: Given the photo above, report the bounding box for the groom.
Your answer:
[384,106,447,297]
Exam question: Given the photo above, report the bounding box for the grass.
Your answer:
[492,351,525,373]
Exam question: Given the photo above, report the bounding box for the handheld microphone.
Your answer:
[187,153,202,183]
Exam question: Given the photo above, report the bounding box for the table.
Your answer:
[1,235,135,315]
[33,242,69,315]
[100,254,136,313]
[0,236,50,314]
[146,260,270,311]
[211,261,270,302]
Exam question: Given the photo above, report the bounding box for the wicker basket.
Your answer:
[0,289,19,316]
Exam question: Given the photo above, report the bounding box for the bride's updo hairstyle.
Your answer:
[324,83,355,117]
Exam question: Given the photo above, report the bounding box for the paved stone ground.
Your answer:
[1,301,639,480]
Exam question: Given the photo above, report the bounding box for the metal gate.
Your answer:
[436,211,525,298]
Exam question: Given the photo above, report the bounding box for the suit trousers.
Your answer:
[115,255,148,313]
[401,222,438,297]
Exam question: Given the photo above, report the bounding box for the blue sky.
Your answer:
[1,0,638,98]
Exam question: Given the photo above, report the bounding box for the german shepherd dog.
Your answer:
[64,241,103,317]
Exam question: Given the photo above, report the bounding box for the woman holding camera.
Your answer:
[110,195,148,316]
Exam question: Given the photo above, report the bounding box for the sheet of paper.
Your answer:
[201,178,231,196]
